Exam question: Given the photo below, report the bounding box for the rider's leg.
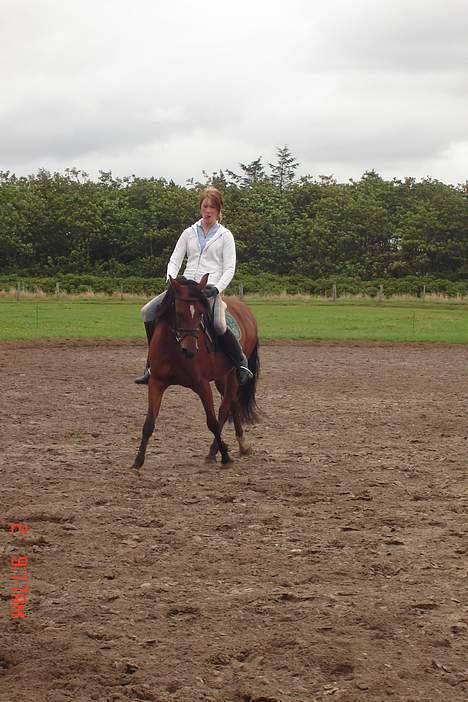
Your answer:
[134,292,166,385]
[213,297,253,385]
[134,321,155,384]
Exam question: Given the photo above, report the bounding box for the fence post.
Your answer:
[16,282,20,302]
[332,283,337,302]
[378,284,384,302]
[120,283,124,302]
[422,284,426,302]
[239,284,244,299]
[55,282,60,298]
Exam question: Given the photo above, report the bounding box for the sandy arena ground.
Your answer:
[0,340,467,702]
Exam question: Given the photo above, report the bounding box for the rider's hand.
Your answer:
[204,285,219,298]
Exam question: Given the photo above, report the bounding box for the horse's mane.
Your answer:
[155,277,211,323]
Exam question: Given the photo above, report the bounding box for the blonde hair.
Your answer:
[199,186,224,222]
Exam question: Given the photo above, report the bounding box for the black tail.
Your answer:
[237,341,260,424]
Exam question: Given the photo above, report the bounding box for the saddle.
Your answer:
[201,309,241,352]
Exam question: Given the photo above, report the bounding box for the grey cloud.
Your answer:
[0,90,244,164]
[0,102,178,163]
[295,0,468,73]
[0,0,466,185]
[294,124,457,167]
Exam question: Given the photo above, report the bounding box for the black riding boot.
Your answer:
[134,321,155,385]
[220,327,254,385]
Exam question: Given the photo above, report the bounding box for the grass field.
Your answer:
[0,297,466,343]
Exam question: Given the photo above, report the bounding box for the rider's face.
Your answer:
[200,198,219,226]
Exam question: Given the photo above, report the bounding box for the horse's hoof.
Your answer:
[205,455,217,464]
[239,445,253,456]
[221,454,234,465]
[132,457,143,470]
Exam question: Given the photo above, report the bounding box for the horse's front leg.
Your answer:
[132,379,166,471]
[198,381,233,465]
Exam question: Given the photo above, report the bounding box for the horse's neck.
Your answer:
[154,318,173,339]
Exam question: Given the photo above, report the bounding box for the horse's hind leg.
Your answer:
[209,375,252,459]
[231,399,253,456]
[132,381,165,471]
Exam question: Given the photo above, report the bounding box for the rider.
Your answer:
[134,186,254,386]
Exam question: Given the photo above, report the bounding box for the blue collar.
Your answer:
[196,221,220,251]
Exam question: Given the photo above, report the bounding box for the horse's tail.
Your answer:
[236,340,260,424]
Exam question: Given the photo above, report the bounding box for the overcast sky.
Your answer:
[2,0,467,185]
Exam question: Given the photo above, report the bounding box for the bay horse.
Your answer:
[132,274,260,470]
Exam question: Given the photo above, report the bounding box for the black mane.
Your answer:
[155,277,210,323]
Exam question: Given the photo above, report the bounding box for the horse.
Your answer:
[132,273,260,470]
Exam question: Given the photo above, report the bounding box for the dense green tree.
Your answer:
[268,145,299,193]
[0,159,466,281]
[226,157,266,187]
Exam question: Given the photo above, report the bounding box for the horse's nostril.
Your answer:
[181,345,195,358]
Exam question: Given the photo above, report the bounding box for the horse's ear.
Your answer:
[169,275,183,293]
[198,273,209,290]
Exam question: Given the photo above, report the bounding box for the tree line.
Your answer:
[1,147,467,282]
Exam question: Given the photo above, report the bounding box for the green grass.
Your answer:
[0,299,142,341]
[0,298,466,343]
[249,299,468,343]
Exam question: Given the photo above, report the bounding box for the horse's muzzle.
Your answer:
[180,338,199,357]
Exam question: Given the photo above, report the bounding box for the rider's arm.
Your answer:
[214,230,236,294]
[166,229,189,280]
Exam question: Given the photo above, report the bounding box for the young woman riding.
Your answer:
[134,186,253,386]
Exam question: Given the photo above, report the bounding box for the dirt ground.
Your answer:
[0,340,467,702]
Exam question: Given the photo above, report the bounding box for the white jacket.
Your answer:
[166,221,236,294]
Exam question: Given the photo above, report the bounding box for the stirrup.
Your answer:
[134,368,150,385]
[237,365,253,385]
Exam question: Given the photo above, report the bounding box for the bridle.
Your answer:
[172,294,205,344]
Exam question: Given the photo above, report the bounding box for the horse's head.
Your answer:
[169,274,210,358]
